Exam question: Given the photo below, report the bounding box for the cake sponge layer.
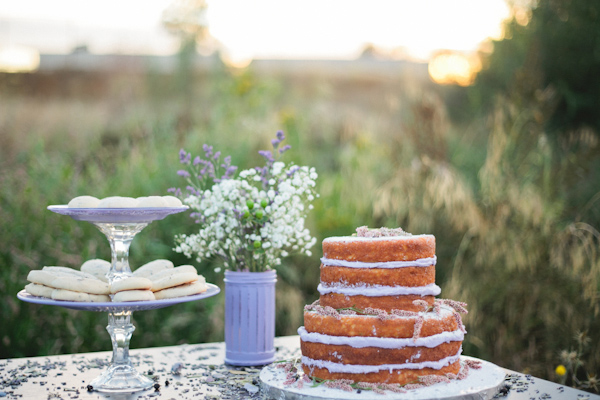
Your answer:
[304,307,459,338]
[300,340,462,366]
[320,265,435,287]
[320,293,435,312]
[322,234,435,262]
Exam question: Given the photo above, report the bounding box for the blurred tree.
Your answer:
[473,0,600,138]
[162,0,210,47]
[161,0,212,134]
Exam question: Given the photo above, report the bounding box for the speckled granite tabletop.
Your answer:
[0,336,597,400]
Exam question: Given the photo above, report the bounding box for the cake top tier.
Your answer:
[323,228,435,262]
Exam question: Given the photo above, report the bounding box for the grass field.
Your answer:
[0,63,598,391]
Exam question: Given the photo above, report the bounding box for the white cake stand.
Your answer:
[17,205,220,393]
[260,356,507,400]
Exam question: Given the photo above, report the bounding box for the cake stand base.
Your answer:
[89,364,155,393]
[259,356,506,400]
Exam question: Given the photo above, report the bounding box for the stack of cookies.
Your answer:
[113,259,207,301]
[25,266,111,302]
[25,259,207,302]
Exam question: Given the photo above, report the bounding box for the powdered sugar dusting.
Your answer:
[356,226,412,237]
[323,234,433,243]
[304,299,463,321]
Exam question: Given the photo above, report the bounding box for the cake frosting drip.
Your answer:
[317,283,442,297]
[298,326,464,349]
[320,256,436,268]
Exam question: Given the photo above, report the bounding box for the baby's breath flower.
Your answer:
[173,131,318,273]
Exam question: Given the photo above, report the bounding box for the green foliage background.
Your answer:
[0,0,599,391]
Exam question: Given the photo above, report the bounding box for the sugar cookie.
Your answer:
[43,266,98,280]
[52,289,110,302]
[112,290,155,302]
[162,196,183,207]
[81,259,111,282]
[97,196,139,208]
[136,196,167,208]
[151,272,198,292]
[110,277,153,293]
[133,259,174,278]
[50,276,110,295]
[68,195,100,208]
[154,278,207,300]
[25,283,53,298]
[149,265,197,280]
[27,270,69,287]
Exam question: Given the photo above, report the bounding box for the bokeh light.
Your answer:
[428,51,481,86]
[0,45,40,73]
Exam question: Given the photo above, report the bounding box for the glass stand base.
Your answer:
[90,364,154,393]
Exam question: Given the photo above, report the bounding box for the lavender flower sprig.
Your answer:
[172,144,238,197]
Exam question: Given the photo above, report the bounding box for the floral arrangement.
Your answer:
[170,131,318,273]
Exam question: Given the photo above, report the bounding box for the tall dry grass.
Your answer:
[375,95,600,383]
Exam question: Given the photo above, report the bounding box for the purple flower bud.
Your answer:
[258,150,274,162]
[271,139,279,148]
[287,165,300,176]
[207,164,216,179]
[276,130,285,141]
[179,149,191,164]
[225,165,238,177]
[167,187,182,197]
[203,144,213,158]
[177,170,191,178]
[213,151,221,160]
[224,155,232,165]
[279,144,291,154]
[193,156,202,166]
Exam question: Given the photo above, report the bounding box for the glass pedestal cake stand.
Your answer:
[17,205,221,393]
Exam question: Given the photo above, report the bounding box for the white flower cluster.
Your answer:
[174,161,318,272]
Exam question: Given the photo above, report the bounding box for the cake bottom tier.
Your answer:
[301,359,461,385]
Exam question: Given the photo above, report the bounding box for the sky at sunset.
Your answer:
[0,0,511,62]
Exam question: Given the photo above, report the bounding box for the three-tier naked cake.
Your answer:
[298,227,468,386]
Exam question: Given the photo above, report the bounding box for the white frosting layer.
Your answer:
[321,256,436,269]
[298,326,464,349]
[301,347,462,373]
[318,283,441,297]
[323,234,434,243]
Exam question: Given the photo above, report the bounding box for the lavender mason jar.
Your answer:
[224,269,277,366]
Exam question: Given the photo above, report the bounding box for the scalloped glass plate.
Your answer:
[17,283,220,312]
[47,205,189,223]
